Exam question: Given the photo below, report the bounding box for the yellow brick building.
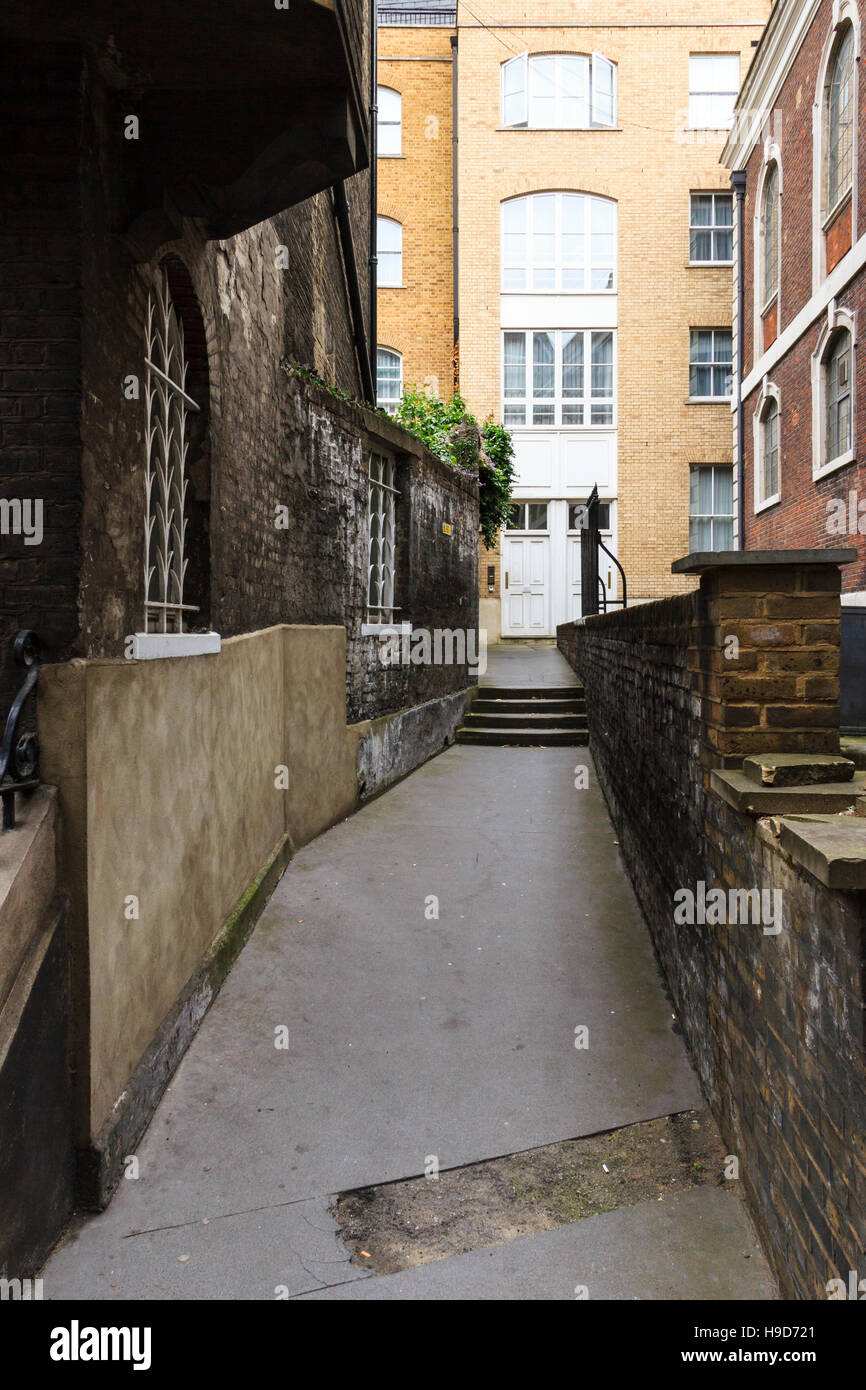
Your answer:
[377,0,770,638]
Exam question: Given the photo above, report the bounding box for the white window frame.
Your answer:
[812,302,857,479]
[501,329,616,429]
[500,52,617,129]
[753,146,783,359]
[377,86,402,157]
[688,328,733,401]
[366,451,399,627]
[501,193,617,293]
[689,465,735,550]
[377,216,403,288]
[689,191,734,265]
[505,501,551,533]
[688,54,740,131]
[812,2,861,291]
[752,379,782,512]
[376,346,403,413]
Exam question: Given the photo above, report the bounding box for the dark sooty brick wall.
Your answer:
[558,569,866,1300]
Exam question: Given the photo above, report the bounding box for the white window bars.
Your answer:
[144,267,200,635]
[368,452,398,625]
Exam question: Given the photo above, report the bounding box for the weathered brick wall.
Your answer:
[0,41,83,693]
[1,41,478,725]
[558,564,866,1300]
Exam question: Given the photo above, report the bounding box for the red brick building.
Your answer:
[724,0,866,603]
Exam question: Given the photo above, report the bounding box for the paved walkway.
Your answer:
[44,647,773,1300]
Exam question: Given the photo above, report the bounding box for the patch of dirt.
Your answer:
[334,1108,732,1274]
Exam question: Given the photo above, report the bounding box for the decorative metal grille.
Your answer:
[144,267,200,634]
[368,452,398,624]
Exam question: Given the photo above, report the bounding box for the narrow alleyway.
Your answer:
[44,648,773,1300]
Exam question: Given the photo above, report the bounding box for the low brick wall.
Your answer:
[558,557,866,1300]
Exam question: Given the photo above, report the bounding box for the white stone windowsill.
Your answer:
[361,621,412,638]
[131,632,222,660]
[813,448,856,482]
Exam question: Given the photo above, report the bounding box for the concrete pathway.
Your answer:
[44,648,773,1300]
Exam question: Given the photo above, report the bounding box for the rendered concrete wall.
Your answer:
[38,625,362,1144]
[38,624,473,1158]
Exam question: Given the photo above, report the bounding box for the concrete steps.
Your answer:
[456,686,588,747]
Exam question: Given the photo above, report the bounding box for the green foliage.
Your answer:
[282,365,516,549]
[393,387,516,549]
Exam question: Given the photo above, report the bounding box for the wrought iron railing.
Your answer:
[580,486,627,617]
[0,631,42,830]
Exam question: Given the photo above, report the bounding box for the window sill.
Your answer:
[500,288,617,296]
[131,632,222,660]
[496,125,621,133]
[686,261,734,268]
[361,621,412,637]
[822,189,852,233]
[813,448,856,481]
[378,154,405,160]
[686,397,732,405]
[379,284,407,291]
[754,493,781,514]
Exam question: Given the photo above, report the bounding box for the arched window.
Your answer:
[826,328,853,463]
[377,216,403,287]
[501,193,616,292]
[377,87,402,157]
[501,53,616,129]
[826,25,855,214]
[144,262,210,635]
[761,397,780,504]
[762,162,780,308]
[377,347,402,412]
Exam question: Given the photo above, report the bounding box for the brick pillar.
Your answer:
[672,550,857,771]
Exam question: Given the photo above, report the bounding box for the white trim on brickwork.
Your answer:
[723,0,823,170]
[741,231,866,400]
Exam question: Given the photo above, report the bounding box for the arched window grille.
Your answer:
[144,267,200,634]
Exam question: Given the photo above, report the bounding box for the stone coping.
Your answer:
[672,549,857,574]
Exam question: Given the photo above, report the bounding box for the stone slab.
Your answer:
[712,769,862,816]
[298,1188,774,1302]
[778,815,866,890]
[672,549,856,574]
[742,753,855,787]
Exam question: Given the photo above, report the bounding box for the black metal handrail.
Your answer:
[581,485,627,616]
[0,631,42,830]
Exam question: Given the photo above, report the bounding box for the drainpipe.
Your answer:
[333,182,376,404]
[369,0,378,401]
[731,169,747,551]
[451,31,459,388]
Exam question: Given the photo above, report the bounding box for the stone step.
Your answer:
[456,726,588,747]
[463,710,587,731]
[742,752,855,787]
[473,697,586,716]
[477,685,582,701]
[777,814,866,891]
[712,768,866,816]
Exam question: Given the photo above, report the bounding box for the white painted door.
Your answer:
[566,535,582,620]
[502,536,550,636]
